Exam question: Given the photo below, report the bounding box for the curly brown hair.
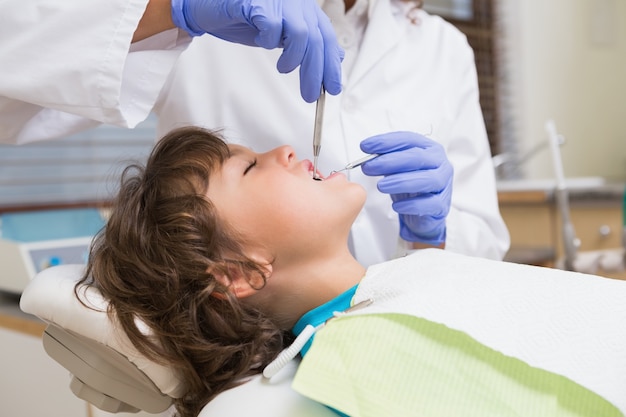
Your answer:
[77,126,289,417]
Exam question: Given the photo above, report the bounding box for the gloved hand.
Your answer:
[171,0,343,103]
[360,131,453,246]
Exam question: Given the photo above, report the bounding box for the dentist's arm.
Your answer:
[0,0,186,144]
[133,0,176,42]
[180,0,343,103]
[0,0,342,144]
[139,0,344,102]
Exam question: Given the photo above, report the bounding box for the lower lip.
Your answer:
[325,171,347,180]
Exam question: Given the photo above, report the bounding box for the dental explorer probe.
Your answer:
[331,153,380,174]
[312,87,326,180]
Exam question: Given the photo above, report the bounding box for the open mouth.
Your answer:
[306,160,325,181]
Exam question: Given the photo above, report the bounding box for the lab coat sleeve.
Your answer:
[0,0,191,144]
[440,41,510,261]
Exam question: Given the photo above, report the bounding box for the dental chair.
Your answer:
[19,264,335,417]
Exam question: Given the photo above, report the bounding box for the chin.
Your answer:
[325,183,367,221]
[348,196,367,222]
[353,186,368,208]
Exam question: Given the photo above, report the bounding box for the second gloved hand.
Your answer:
[360,131,453,246]
[171,0,343,102]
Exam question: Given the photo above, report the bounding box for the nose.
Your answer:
[268,145,296,167]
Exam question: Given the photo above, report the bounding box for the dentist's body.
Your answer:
[0,0,510,266]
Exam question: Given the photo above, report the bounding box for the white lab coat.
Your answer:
[0,0,510,266]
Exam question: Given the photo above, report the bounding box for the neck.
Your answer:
[344,0,357,11]
[250,248,366,329]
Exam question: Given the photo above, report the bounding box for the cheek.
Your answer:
[254,187,316,229]
[217,188,306,239]
[234,187,319,242]
[266,182,366,235]
[219,180,366,244]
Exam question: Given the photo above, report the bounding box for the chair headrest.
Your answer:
[19,264,186,399]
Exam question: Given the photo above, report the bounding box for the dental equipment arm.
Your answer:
[546,119,579,271]
[171,0,343,102]
[360,132,453,246]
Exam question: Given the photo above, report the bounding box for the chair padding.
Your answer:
[20,265,185,400]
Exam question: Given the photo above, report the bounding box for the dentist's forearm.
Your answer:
[133,0,176,42]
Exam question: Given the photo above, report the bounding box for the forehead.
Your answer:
[227,144,252,157]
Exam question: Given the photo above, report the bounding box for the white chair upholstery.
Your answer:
[20,264,334,417]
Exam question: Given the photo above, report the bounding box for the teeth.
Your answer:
[308,162,323,180]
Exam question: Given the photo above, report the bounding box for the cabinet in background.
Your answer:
[498,185,625,279]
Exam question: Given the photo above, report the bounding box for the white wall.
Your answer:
[503,0,626,181]
[0,327,88,417]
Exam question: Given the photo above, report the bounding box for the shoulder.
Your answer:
[385,0,476,60]
[415,9,472,51]
[399,8,476,71]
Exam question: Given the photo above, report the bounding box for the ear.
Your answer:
[210,258,273,300]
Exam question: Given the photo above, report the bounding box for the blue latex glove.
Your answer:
[360,132,454,246]
[171,0,343,102]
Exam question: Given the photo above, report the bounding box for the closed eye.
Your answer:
[244,158,257,175]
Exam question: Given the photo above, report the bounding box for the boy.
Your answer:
[82,126,626,417]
